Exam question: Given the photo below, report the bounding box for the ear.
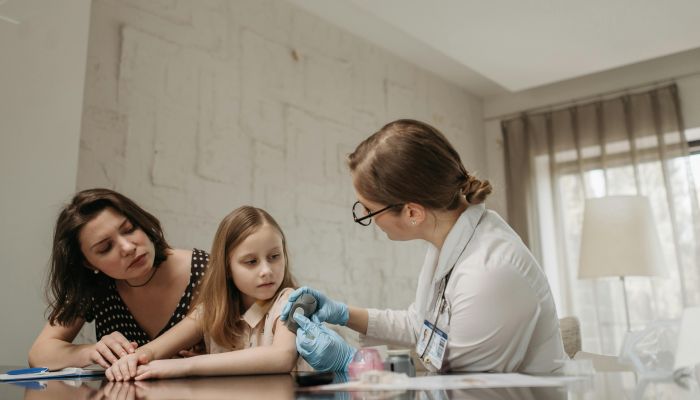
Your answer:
[404,202,426,225]
[83,260,98,273]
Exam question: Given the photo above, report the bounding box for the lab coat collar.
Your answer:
[431,203,486,284]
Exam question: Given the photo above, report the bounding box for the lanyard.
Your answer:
[418,270,453,361]
[418,235,470,364]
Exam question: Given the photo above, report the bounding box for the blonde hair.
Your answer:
[348,119,492,209]
[193,206,296,349]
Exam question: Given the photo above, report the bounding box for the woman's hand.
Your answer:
[280,287,349,326]
[105,351,152,381]
[87,331,138,368]
[134,358,192,380]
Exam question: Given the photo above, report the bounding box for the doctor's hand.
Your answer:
[280,286,349,326]
[294,313,357,372]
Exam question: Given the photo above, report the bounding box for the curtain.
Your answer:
[502,84,700,354]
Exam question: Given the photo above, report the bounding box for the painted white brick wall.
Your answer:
[77,0,485,313]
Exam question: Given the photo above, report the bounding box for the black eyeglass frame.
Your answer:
[352,201,403,226]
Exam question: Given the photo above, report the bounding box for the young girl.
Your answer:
[105,206,305,381]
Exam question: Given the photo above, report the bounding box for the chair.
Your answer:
[559,316,581,358]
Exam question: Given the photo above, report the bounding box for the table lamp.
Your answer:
[578,195,666,331]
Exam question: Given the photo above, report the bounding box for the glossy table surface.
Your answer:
[0,366,697,399]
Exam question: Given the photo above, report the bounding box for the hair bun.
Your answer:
[463,174,493,205]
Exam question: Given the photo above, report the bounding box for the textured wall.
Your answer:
[78,0,485,312]
[0,0,91,365]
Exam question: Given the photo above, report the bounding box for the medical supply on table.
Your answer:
[292,371,335,386]
[348,347,384,379]
[284,293,317,333]
[385,349,416,377]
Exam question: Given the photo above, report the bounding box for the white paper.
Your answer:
[310,373,576,392]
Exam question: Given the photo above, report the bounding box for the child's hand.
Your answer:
[105,351,152,381]
[134,358,192,380]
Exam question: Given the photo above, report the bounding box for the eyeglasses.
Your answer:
[352,201,403,226]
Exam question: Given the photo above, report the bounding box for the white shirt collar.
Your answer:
[431,203,486,284]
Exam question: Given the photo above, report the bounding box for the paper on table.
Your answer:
[307,373,577,392]
[0,366,104,382]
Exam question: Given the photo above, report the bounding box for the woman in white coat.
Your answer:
[281,119,566,373]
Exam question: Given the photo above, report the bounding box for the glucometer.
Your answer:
[284,293,318,333]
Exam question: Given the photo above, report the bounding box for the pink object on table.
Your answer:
[348,348,384,379]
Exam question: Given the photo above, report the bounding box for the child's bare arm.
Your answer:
[106,315,203,381]
[134,318,298,379]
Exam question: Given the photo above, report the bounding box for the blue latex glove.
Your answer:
[294,313,357,372]
[280,286,349,326]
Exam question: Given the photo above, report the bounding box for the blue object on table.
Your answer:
[6,368,48,376]
[11,380,47,390]
[1,367,104,382]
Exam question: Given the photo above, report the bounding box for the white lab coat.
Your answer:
[362,203,566,374]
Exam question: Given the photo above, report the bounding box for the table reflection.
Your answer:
[1,370,695,400]
[19,375,295,400]
[10,375,568,400]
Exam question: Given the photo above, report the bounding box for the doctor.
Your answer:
[281,119,566,374]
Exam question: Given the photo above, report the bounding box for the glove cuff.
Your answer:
[338,304,350,326]
[341,347,357,371]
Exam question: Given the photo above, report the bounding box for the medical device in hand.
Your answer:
[284,293,317,333]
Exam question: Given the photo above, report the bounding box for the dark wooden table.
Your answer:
[0,366,696,399]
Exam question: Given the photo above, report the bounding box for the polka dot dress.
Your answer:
[90,248,209,346]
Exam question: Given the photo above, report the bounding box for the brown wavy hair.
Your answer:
[194,206,296,349]
[348,119,492,210]
[47,188,171,326]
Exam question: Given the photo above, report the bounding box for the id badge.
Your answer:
[416,320,433,356]
[416,320,449,371]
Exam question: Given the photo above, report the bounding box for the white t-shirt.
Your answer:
[362,203,566,374]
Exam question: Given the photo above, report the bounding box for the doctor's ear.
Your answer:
[404,203,426,225]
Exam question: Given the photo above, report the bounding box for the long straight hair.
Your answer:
[194,206,296,349]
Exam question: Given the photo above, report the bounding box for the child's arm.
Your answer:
[106,314,203,381]
[133,317,298,380]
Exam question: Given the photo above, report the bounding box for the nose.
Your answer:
[117,235,136,256]
[259,261,273,278]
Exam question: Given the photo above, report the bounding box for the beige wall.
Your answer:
[0,0,91,364]
[77,0,485,325]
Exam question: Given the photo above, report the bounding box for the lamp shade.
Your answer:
[578,195,666,279]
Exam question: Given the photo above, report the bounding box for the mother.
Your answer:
[283,119,566,374]
[29,189,208,370]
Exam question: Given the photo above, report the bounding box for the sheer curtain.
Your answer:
[502,84,700,354]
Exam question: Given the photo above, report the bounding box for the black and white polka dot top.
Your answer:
[86,248,209,346]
